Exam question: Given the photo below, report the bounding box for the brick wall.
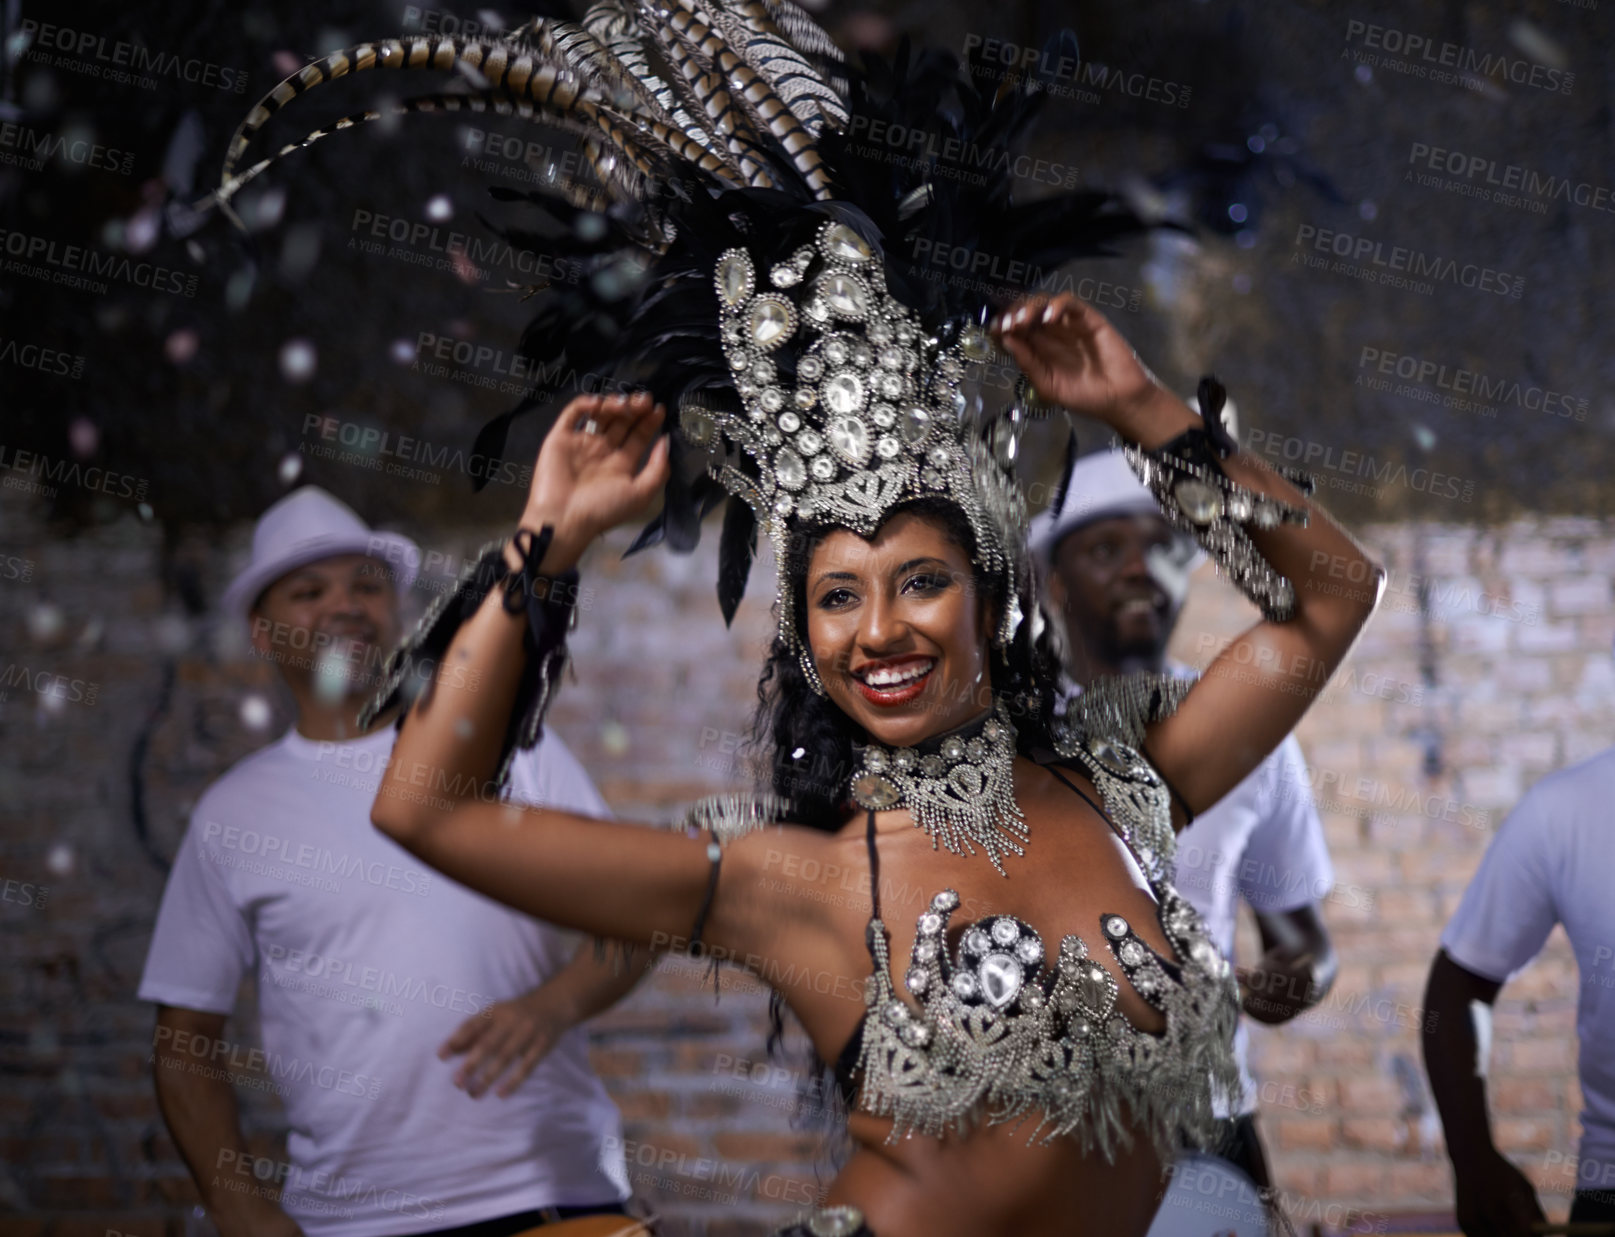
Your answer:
[2,482,1608,1234]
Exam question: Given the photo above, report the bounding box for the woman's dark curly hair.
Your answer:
[750,496,1067,830]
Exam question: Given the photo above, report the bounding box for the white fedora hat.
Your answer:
[221,486,420,622]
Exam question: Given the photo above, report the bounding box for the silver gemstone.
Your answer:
[797,429,823,455]
[863,976,879,1005]
[991,918,1020,946]
[819,272,869,318]
[914,939,938,963]
[823,371,866,415]
[893,748,917,771]
[933,890,959,911]
[870,403,896,428]
[906,967,929,993]
[805,299,830,322]
[979,953,1023,1008]
[941,737,966,761]
[902,1022,931,1048]
[868,320,894,343]
[877,371,904,399]
[882,1000,908,1024]
[760,386,784,412]
[1022,985,1044,1010]
[751,360,775,385]
[1105,915,1129,939]
[1174,478,1224,525]
[774,494,793,516]
[747,297,794,351]
[823,223,874,263]
[960,325,992,361]
[879,346,906,369]
[716,251,752,306]
[900,406,932,444]
[770,264,802,288]
[775,448,807,491]
[852,344,873,367]
[1226,490,1254,522]
[778,411,801,433]
[965,739,987,762]
[927,445,951,468]
[825,339,849,365]
[1252,501,1281,529]
[807,1206,867,1237]
[963,927,992,955]
[827,415,873,467]
[728,351,750,372]
[810,455,836,480]
[1016,936,1043,965]
[919,754,945,777]
[852,772,900,809]
[865,748,888,772]
[799,355,824,380]
[921,466,944,487]
[918,912,943,936]
[876,436,900,459]
[794,387,817,409]
[1119,941,1144,966]
[679,405,716,447]
[951,971,979,1000]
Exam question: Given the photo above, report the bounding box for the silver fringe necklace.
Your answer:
[849,704,1027,875]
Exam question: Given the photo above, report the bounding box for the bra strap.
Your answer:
[1044,763,1113,827]
[864,808,883,923]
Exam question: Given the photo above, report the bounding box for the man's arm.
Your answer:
[151,1005,304,1237]
[1422,950,1545,1237]
[1238,903,1338,1024]
[439,940,654,1098]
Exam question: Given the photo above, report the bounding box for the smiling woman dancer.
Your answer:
[367,290,1381,1237]
[208,5,1382,1232]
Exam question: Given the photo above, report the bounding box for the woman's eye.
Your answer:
[818,588,855,609]
[904,573,949,594]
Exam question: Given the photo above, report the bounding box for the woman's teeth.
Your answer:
[858,659,935,687]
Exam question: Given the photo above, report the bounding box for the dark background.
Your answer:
[3,0,1610,556]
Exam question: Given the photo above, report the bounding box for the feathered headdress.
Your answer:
[205,1,1147,686]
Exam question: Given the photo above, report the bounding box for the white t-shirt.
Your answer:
[1441,746,1615,1196]
[138,725,630,1236]
[1173,732,1334,1116]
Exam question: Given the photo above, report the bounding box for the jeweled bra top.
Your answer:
[832,678,1242,1163]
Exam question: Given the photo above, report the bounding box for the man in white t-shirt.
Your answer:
[1029,448,1339,1198]
[139,487,643,1237]
[1425,746,1615,1235]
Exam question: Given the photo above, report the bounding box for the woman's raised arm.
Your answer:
[995,295,1383,819]
[369,392,836,957]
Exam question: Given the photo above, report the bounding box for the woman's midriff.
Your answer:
[824,1110,1168,1237]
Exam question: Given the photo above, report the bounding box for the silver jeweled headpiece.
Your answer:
[681,219,1031,691]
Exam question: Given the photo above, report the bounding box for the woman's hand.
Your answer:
[521,391,671,573]
[991,293,1169,434]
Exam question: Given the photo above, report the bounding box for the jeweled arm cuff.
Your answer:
[359,527,579,792]
[1123,376,1313,622]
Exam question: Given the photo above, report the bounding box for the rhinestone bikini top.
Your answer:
[843,683,1242,1161]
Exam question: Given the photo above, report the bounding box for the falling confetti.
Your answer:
[390,339,416,365]
[1412,425,1437,451]
[46,844,74,877]
[27,603,65,643]
[279,339,317,383]
[278,454,304,485]
[68,418,99,457]
[600,720,631,756]
[240,694,273,731]
[426,194,453,221]
[165,330,200,365]
[1358,200,1378,222]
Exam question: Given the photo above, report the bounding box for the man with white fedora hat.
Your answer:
[139,486,643,1237]
[1031,446,1339,1206]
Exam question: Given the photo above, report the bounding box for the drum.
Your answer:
[1147,1152,1272,1237]
[509,1216,654,1237]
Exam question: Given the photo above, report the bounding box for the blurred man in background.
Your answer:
[138,486,642,1237]
[1425,744,1615,1235]
[1031,448,1339,1199]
